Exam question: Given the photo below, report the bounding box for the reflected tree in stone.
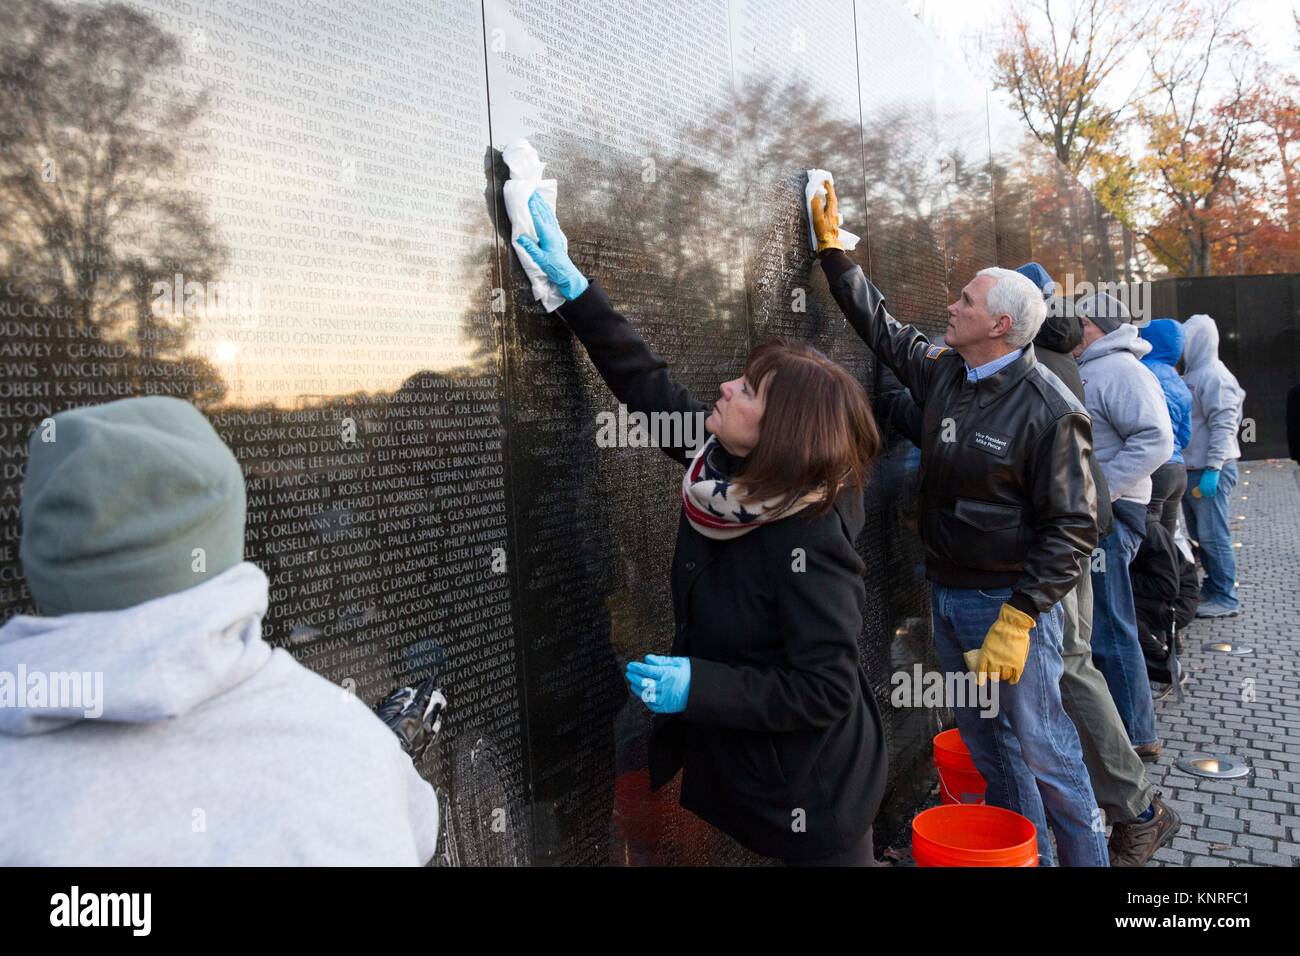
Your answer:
[0,0,226,404]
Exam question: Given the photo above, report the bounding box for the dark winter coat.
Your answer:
[821,251,1099,618]
[873,295,1114,544]
[1033,305,1113,537]
[556,280,888,862]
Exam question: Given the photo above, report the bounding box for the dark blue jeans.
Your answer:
[1183,460,1240,609]
[1089,499,1159,747]
[931,585,1108,867]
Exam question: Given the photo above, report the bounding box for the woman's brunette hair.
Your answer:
[733,338,882,517]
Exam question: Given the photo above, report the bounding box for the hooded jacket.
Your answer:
[0,563,439,865]
[1138,319,1193,466]
[1076,324,1174,506]
[1181,314,1245,471]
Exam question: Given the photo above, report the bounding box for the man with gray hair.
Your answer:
[877,262,1182,865]
[1073,293,1174,768]
[811,177,1106,865]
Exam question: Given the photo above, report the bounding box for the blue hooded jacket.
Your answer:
[1138,319,1193,464]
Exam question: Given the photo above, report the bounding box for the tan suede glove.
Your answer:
[809,177,844,252]
[962,604,1035,686]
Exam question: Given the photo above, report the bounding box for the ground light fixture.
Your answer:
[1175,754,1252,780]
[1200,640,1254,656]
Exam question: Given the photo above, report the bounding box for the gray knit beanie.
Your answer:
[20,396,246,616]
[1076,292,1131,335]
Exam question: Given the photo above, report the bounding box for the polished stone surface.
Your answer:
[0,0,1140,864]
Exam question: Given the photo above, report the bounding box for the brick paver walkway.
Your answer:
[887,458,1300,867]
[1148,459,1300,866]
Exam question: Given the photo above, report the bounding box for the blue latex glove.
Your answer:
[625,655,691,714]
[1199,468,1221,498]
[515,189,589,301]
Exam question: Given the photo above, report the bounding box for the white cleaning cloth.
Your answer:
[805,169,860,255]
[502,139,565,313]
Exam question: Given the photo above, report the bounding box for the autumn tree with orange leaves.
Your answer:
[989,0,1300,277]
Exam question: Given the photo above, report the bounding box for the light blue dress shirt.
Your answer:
[965,347,1025,383]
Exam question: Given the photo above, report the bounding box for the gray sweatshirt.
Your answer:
[1181,313,1245,470]
[0,562,439,865]
[1076,325,1174,506]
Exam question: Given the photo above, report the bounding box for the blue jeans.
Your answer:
[1090,499,1159,747]
[1183,460,1240,609]
[931,584,1108,867]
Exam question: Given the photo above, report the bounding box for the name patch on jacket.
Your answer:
[971,429,1012,456]
[925,344,950,360]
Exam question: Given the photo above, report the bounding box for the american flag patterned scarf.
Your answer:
[680,435,822,540]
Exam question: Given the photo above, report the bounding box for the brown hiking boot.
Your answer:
[1109,793,1182,866]
[1135,740,1162,761]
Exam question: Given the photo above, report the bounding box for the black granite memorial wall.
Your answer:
[1151,275,1300,461]
[0,0,1144,865]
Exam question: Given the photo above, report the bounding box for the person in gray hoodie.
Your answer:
[1180,314,1246,617]
[0,396,440,865]
[1073,293,1173,760]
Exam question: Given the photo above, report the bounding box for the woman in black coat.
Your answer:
[515,192,889,865]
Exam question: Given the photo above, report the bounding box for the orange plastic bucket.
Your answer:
[933,728,986,805]
[912,804,1039,867]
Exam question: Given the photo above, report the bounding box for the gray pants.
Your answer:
[1059,571,1153,823]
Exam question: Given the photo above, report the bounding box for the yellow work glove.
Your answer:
[962,604,1034,686]
[809,177,844,252]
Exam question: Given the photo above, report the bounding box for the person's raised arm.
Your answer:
[516,190,708,466]
[810,178,946,408]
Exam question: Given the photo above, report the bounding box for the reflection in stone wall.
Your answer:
[0,0,1143,864]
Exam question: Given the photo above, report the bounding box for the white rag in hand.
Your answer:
[502,139,565,313]
[805,168,860,255]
